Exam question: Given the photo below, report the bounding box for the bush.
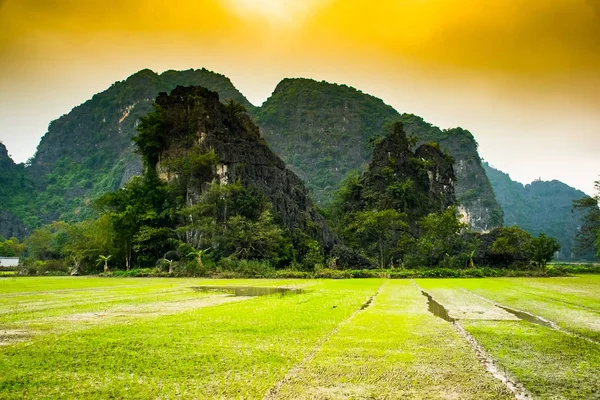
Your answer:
[18,259,69,276]
[348,269,387,278]
[273,270,314,279]
[217,257,275,278]
[315,268,353,279]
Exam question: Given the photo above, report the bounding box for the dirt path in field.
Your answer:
[262,284,383,400]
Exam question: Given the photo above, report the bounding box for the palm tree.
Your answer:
[188,248,210,268]
[97,255,111,273]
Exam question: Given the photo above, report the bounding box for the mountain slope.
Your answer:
[2,71,502,234]
[150,85,339,253]
[0,142,34,237]
[255,79,502,231]
[25,68,254,226]
[400,115,504,231]
[484,163,588,259]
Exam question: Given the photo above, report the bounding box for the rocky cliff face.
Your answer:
[255,79,502,232]
[0,211,29,239]
[255,78,399,205]
[400,115,503,232]
[154,86,338,251]
[1,70,502,234]
[344,122,456,229]
[25,69,254,225]
[0,143,33,237]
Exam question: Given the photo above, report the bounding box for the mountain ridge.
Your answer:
[484,162,589,259]
[0,68,577,249]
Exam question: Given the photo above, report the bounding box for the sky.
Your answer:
[0,0,599,195]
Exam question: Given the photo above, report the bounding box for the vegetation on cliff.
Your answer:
[484,162,593,260]
[2,69,253,234]
[573,179,600,259]
[326,123,558,271]
[255,79,503,231]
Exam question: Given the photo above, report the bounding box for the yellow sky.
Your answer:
[0,0,599,193]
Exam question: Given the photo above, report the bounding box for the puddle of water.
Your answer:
[191,286,303,297]
[421,291,456,323]
[496,306,557,329]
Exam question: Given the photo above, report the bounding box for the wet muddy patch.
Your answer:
[191,286,304,297]
[496,306,558,329]
[418,288,532,399]
[421,291,456,323]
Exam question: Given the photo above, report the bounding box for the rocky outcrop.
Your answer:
[26,68,254,225]
[0,211,28,240]
[344,122,456,229]
[400,116,503,232]
[0,143,34,236]
[1,70,502,234]
[154,86,339,251]
[255,79,503,232]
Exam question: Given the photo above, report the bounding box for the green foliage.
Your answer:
[526,233,561,267]
[180,181,293,268]
[408,207,475,269]
[94,174,178,269]
[486,162,591,260]
[573,179,600,259]
[0,236,26,257]
[345,209,407,268]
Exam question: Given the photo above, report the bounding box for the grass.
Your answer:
[271,280,511,399]
[0,278,380,398]
[418,276,600,399]
[1,276,600,398]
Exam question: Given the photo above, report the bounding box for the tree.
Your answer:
[94,175,177,269]
[413,207,473,268]
[224,99,247,127]
[0,237,26,257]
[573,179,600,259]
[489,226,532,266]
[346,209,407,268]
[188,248,210,269]
[97,255,111,273]
[526,233,561,268]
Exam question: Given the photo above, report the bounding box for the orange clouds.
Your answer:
[2,0,598,79]
[299,0,600,76]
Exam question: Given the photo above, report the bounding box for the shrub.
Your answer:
[315,268,353,279]
[273,270,314,279]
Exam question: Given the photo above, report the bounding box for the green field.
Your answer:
[1,277,599,399]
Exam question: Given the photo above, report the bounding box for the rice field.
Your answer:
[0,276,599,399]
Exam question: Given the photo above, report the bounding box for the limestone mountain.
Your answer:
[484,163,589,259]
[2,69,501,235]
[254,78,502,232]
[399,115,504,231]
[25,68,254,226]
[0,142,33,238]
[342,122,456,228]
[143,86,338,253]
